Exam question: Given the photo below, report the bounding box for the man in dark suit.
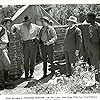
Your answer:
[63,16,82,77]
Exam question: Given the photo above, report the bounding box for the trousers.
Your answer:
[40,44,54,76]
[64,51,77,75]
[23,40,37,77]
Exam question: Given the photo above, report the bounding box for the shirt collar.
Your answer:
[69,24,75,29]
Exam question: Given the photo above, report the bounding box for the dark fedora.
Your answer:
[1,18,12,25]
[23,15,32,22]
[40,16,49,23]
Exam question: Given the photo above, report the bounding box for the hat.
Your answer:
[23,15,32,22]
[67,16,77,23]
[1,18,12,25]
[49,20,53,23]
[40,16,49,23]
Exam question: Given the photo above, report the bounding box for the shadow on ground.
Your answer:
[24,73,54,88]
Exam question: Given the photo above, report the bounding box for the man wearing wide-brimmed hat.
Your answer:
[63,16,82,77]
[11,15,40,80]
[0,17,13,90]
[39,16,57,79]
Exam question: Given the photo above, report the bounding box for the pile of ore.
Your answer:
[8,32,23,79]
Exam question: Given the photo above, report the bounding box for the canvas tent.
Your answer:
[11,5,61,26]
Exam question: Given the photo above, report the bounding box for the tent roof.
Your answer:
[11,5,61,26]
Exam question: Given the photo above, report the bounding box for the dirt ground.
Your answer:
[0,62,100,95]
[0,62,51,95]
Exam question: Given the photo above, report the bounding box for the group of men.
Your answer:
[64,12,100,78]
[0,15,57,90]
[0,12,100,90]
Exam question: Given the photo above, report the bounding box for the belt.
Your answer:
[23,39,35,43]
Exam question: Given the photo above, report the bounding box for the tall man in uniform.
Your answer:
[39,16,57,79]
[12,16,40,80]
[63,16,82,77]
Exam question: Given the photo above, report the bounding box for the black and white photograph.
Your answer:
[0,0,100,99]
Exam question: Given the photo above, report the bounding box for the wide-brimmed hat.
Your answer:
[1,18,12,25]
[49,20,53,23]
[23,15,32,22]
[67,16,77,23]
[40,16,49,23]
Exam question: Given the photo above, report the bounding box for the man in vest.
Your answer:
[63,16,82,77]
[39,16,57,79]
[11,16,40,80]
[0,18,12,90]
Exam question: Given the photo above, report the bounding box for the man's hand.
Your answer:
[34,38,39,44]
[44,41,50,46]
[75,50,79,57]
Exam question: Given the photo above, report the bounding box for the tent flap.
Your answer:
[11,5,61,26]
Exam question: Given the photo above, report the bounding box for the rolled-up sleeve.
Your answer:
[49,26,57,44]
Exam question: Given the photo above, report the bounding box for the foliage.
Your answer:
[42,4,100,24]
[0,5,23,22]
[0,4,100,25]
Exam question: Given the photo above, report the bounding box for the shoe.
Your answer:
[29,74,34,78]
[0,86,4,90]
[66,73,71,77]
[24,76,29,80]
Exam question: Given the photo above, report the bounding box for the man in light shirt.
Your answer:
[12,15,40,80]
[39,16,57,79]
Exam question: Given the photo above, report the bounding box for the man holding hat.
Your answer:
[39,16,57,79]
[11,15,40,80]
[0,18,12,89]
[63,16,82,77]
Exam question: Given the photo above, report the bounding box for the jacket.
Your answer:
[63,25,82,52]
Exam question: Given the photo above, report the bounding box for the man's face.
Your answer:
[25,20,31,26]
[41,19,48,26]
[6,21,12,29]
[86,16,95,24]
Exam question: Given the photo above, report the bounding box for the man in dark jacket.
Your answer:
[83,12,100,73]
[63,16,82,77]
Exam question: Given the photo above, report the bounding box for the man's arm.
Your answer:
[0,26,5,39]
[75,27,82,57]
[11,24,21,34]
[48,26,57,45]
